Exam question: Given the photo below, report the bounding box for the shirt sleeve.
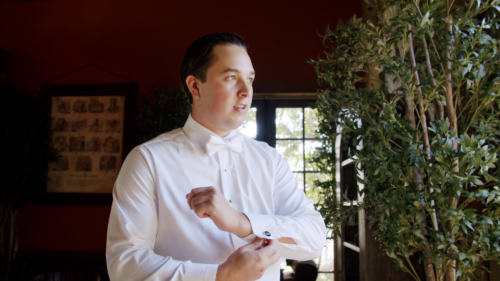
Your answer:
[242,149,327,261]
[106,146,219,281]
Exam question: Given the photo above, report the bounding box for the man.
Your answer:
[106,33,326,281]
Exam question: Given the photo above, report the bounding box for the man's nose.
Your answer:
[237,80,252,98]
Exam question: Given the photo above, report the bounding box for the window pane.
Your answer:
[294,172,304,191]
[316,238,334,272]
[276,140,303,171]
[238,107,257,139]
[316,273,334,281]
[305,173,331,204]
[305,107,320,138]
[276,108,303,138]
[305,140,323,171]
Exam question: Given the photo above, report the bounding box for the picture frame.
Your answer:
[40,83,138,205]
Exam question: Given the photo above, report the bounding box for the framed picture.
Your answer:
[40,83,138,205]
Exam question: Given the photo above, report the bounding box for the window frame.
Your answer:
[250,94,335,278]
[252,97,318,147]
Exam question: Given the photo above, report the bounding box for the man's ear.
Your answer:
[186,75,201,100]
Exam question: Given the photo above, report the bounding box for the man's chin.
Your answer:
[223,121,245,132]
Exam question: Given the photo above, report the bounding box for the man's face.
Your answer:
[191,44,255,137]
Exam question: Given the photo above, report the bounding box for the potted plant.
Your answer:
[310,0,499,280]
[1,76,58,280]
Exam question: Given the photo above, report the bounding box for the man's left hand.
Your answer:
[186,186,252,238]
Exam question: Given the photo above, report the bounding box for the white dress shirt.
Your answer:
[106,115,327,281]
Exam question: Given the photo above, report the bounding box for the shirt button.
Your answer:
[263,231,271,237]
[224,169,227,172]
[229,199,232,203]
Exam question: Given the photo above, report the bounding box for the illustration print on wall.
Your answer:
[47,96,125,193]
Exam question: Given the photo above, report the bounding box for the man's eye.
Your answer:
[248,78,254,83]
[227,76,236,80]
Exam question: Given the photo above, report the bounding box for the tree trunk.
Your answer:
[0,200,19,281]
[403,25,437,281]
[422,35,445,121]
[444,16,458,281]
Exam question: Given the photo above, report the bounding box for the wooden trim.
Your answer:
[334,134,345,281]
[253,92,317,100]
[343,242,360,252]
[343,201,360,207]
[342,157,358,167]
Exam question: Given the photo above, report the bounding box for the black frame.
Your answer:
[253,98,319,190]
[252,98,317,146]
[39,83,139,206]
[253,97,335,277]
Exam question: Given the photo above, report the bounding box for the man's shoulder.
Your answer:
[140,128,185,149]
[241,134,278,156]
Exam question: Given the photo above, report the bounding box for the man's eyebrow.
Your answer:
[221,68,256,75]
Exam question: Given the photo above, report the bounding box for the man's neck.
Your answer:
[190,113,231,138]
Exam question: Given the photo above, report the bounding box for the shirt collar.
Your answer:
[182,114,238,155]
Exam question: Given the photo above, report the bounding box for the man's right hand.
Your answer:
[216,238,280,281]
[186,187,252,238]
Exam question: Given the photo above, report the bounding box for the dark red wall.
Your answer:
[0,0,362,254]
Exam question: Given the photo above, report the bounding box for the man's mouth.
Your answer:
[234,105,246,110]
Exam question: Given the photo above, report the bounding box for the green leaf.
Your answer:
[478,64,486,78]
[483,216,494,225]
[464,220,474,231]
[419,12,430,29]
[411,229,424,239]
[484,172,496,182]
[459,252,468,260]
[472,177,484,186]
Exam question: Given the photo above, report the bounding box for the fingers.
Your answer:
[221,238,279,280]
[256,239,280,269]
[239,238,276,254]
[257,239,278,258]
[190,193,216,210]
[266,245,281,265]
[239,237,266,252]
[186,187,216,209]
[186,186,243,234]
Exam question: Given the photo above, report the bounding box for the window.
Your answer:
[238,95,334,281]
[238,107,257,139]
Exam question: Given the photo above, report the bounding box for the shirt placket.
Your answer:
[217,143,239,250]
[217,142,234,205]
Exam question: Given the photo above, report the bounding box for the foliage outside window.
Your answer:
[239,105,335,280]
[310,0,500,281]
[275,108,331,204]
[275,107,334,281]
[238,107,257,139]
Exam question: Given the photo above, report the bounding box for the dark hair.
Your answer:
[180,33,247,103]
[294,262,318,281]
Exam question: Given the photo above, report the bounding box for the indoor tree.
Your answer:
[310,0,500,280]
[137,86,191,143]
[1,80,57,280]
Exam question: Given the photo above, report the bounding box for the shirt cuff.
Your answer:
[243,213,280,240]
[183,262,218,281]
